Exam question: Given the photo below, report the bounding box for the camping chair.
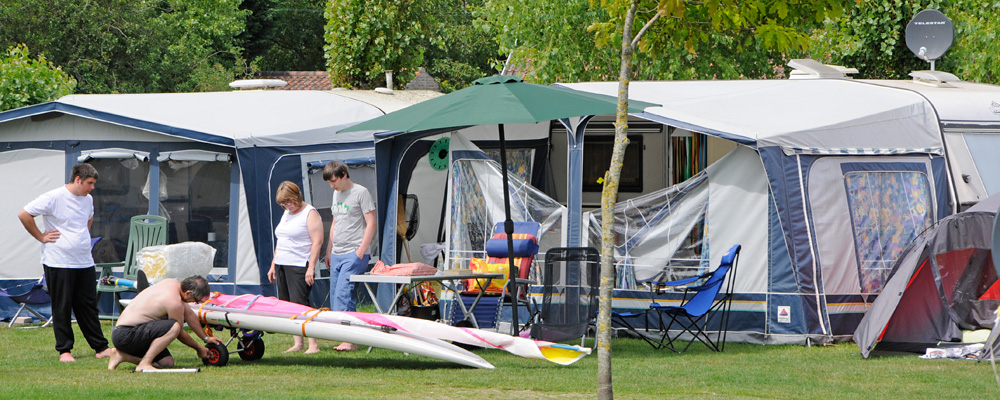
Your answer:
[458,221,540,330]
[2,237,104,328]
[1,277,52,328]
[96,214,167,316]
[530,247,600,347]
[614,244,741,352]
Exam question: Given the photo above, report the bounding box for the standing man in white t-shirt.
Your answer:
[18,163,112,363]
[323,161,376,352]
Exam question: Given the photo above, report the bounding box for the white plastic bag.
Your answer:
[137,242,216,285]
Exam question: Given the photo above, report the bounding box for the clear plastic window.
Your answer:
[845,171,933,292]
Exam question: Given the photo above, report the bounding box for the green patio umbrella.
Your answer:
[340,75,658,334]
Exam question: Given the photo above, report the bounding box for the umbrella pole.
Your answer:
[498,123,519,336]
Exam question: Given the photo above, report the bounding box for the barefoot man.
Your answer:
[108,276,222,371]
[18,163,112,362]
[324,161,375,352]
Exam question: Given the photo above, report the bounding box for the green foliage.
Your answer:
[0,44,77,111]
[325,0,433,89]
[0,0,248,94]
[258,0,327,71]
[325,0,499,91]
[238,0,277,64]
[480,0,850,84]
[423,1,501,92]
[945,1,1000,83]
[811,1,999,84]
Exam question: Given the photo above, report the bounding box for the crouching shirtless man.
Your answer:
[107,275,222,371]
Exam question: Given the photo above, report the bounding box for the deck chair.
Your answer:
[96,214,167,316]
[614,244,741,352]
[530,247,600,346]
[458,221,540,330]
[1,277,52,328]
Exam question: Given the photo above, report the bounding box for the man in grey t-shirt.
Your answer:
[323,161,375,351]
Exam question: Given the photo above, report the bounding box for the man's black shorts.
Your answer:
[111,319,176,362]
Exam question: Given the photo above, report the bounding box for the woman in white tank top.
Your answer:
[267,181,324,353]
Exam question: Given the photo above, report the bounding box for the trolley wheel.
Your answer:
[202,342,229,367]
[238,337,265,361]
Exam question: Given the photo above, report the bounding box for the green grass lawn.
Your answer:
[1,321,998,399]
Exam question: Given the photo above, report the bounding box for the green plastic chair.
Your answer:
[96,214,167,317]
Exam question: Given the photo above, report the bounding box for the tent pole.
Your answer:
[498,123,519,335]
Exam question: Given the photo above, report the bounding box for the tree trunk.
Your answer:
[597,1,638,399]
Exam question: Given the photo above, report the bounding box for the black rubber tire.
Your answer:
[238,337,265,361]
[202,342,229,367]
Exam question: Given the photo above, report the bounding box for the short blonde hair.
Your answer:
[275,181,303,208]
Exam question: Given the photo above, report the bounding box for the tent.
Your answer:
[0,89,438,319]
[855,193,1000,358]
[563,78,951,344]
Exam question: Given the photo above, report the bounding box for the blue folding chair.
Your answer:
[614,244,741,352]
[1,277,52,328]
[1,237,104,328]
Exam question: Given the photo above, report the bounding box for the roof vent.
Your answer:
[909,70,961,87]
[229,79,288,90]
[787,59,857,79]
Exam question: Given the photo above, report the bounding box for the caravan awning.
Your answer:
[0,90,442,149]
[559,79,944,154]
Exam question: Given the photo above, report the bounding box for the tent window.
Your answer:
[87,158,151,263]
[582,136,643,192]
[845,170,933,293]
[482,148,534,183]
[158,160,231,267]
[306,163,378,257]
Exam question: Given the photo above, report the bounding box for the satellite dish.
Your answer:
[905,9,954,70]
[428,136,450,171]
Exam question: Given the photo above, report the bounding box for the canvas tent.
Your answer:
[563,78,950,344]
[855,193,1000,358]
[0,89,438,320]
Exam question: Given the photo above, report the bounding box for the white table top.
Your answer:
[350,272,504,284]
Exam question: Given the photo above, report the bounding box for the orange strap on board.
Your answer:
[295,308,330,337]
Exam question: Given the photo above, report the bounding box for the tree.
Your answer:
[0,0,248,93]
[325,0,435,89]
[324,0,501,91]
[0,44,76,111]
[811,1,1000,84]
[479,0,807,84]
[238,0,277,66]
[424,0,501,92]
[258,0,327,71]
[587,1,849,398]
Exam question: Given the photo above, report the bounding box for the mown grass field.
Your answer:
[1,321,998,399]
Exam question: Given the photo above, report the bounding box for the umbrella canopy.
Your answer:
[339,75,657,134]
[339,75,658,335]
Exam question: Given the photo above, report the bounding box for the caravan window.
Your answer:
[844,170,933,293]
[87,158,151,263]
[158,160,230,267]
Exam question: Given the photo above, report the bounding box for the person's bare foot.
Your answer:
[333,342,357,352]
[284,345,304,353]
[59,352,75,362]
[135,363,157,372]
[305,346,320,354]
[107,348,123,370]
[95,348,112,359]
